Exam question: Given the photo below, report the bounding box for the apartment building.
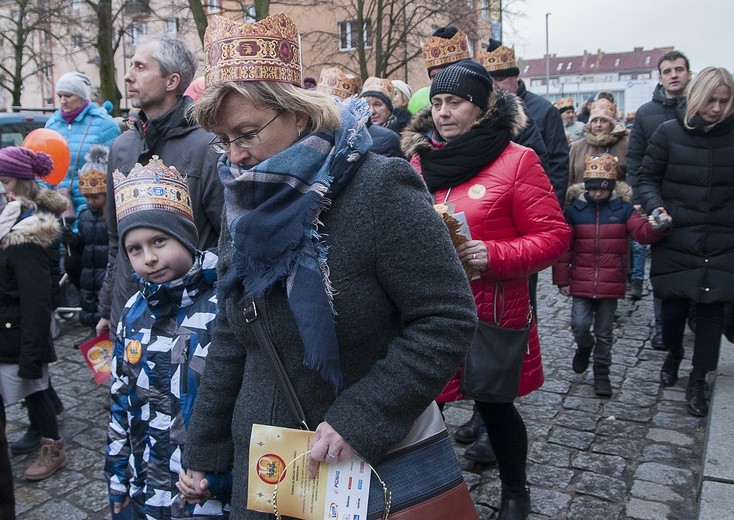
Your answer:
[2,0,499,111]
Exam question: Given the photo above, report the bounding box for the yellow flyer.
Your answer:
[248,424,371,520]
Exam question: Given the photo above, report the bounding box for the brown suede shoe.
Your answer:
[24,437,67,481]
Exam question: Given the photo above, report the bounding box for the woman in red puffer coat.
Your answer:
[402,61,570,520]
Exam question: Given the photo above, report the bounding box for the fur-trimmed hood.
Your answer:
[565,181,632,206]
[0,209,61,249]
[35,188,70,216]
[400,89,528,158]
[0,190,65,249]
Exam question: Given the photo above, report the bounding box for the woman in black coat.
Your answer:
[635,67,734,417]
[0,147,69,480]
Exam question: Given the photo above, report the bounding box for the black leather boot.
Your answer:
[454,410,482,444]
[686,369,709,417]
[660,348,684,387]
[10,424,41,454]
[463,432,497,464]
[651,326,665,351]
[498,486,530,520]
[593,364,612,397]
[572,347,592,374]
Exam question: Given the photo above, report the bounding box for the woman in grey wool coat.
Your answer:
[176,14,478,520]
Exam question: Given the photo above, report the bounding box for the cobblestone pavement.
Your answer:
[8,268,706,519]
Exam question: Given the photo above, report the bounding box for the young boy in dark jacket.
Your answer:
[63,145,110,346]
[104,158,229,519]
[553,153,671,397]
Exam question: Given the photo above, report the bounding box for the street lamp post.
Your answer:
[545,12,551,95]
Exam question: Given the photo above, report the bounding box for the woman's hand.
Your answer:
[307,421,355,478]
[176,469,211,504]
[558,286,571,297]
[456,240,489,273]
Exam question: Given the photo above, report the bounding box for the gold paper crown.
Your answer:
[317,67,362,99]
[478,45,516,72]
[589,99,618,121]
[554,97,575,112]
[584,153,618,181]
[204,14,301,87]
[113,156,193,224]
[78,169,107,195]
[422,30,470,71]
[361,76,394,98]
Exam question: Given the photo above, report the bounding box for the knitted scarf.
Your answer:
[419,124,511,191]
[218,98,373,393]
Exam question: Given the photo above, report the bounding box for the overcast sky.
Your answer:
[501,0,734,73]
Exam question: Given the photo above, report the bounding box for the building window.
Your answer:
[566,62,573,70]
[338,20,372,51]
[244,4,256,21]
[72,34,83,50]
[480,0,489,21]
[556,63,563,71]
[590,63,595,69]
[614,58,620,67]
[164,18,178,36]
[130,22,148,47]
[207,0,221,14]
[645,56,651,65]
[523,64,529,73]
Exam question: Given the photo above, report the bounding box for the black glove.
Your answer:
[60,225,77,246]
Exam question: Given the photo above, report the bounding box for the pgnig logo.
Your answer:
[328,503,338,518]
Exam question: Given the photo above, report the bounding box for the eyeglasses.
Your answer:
[208,112,281,153]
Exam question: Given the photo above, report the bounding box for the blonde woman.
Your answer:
[636,66,734,418]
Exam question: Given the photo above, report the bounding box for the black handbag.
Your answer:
[243,298,478,520]
[460,283,531,402]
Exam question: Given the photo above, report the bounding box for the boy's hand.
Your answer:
[558,286,571,297]
[177,469,211,503]
[96,317,110,337]
[111,495,130,514]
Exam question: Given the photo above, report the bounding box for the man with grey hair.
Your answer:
[96,37,223,338]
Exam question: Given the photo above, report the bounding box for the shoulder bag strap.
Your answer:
[70,117,95,183]
[243,299,310,430]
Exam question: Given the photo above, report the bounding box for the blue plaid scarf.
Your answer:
[218,98,373,393]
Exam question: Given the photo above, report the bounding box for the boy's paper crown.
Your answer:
[113,157,197,257]
[584,153,618,189]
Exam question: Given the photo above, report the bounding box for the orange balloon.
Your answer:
[22,128,71,186]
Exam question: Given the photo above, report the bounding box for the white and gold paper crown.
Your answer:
[317,67,362,99]
[554,97,575,112]
[422,30,470,71]
[361,76,394,98]
[589,99,618,122]
[113,156,193,224]
[478,45,517,73]
[204,14,302,87]
[584,153,618,181]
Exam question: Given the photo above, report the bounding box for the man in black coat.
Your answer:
[484,39,570,208]
[627,50,691,347]
[96,37,224,337]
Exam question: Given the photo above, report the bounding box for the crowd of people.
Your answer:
[1,13,733,520]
